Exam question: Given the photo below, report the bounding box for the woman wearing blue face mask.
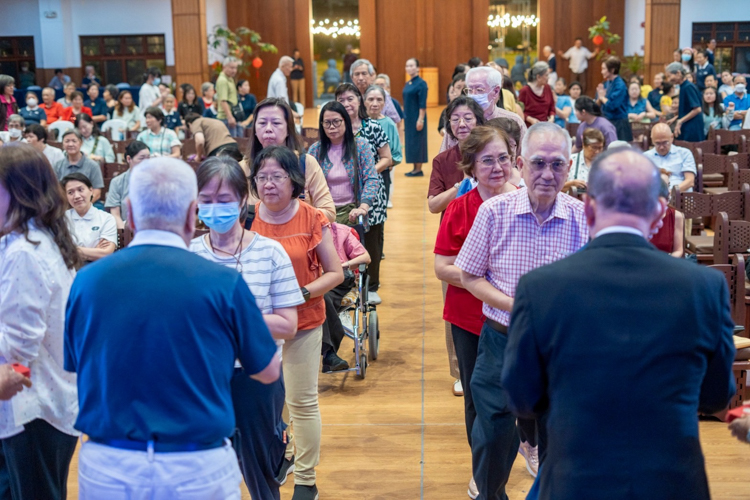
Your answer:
[139,66,166,111]
[189,156,304,500]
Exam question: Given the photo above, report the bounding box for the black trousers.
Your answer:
[381,170,392,203]
[452,324,479,447]
[363,223,384,292]
[0,419,77,500]
[611,118,633,141]
[322,272,356,354]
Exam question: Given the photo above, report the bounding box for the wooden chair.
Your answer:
[235,136,250,153]
[117,224,133,249]
[628,136,648,151]
[713,211,750,265]
[705,163,750,195]
[713,130,750,151]
[300,127,320,150]
[113,139,135,163]
[565,122,579,139]
[631,122,652,146]
[675,139,719,165]
[102,162,128,179]
[701,153,747,188]
[182,138,196,160]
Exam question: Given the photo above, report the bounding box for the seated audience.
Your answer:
[161,94,183,133]
[41,87,64,125]
[647,72,665,114]
[573,96,617,152]
[201,82,217,118]
[723,78,749,130]
[102,84,119,116]
[19,91,47,126]
[518,62,555,126]
[694,49,716,91]
[62,173,117,261]
[651,179,684,257]
[567,81,581,124]
[112,90,142,132]
[626,81,656,123]
[105,140,150,228]
[321,222,372,372]
[2,115,25,144]
[184,113,239,161]
[237,79,257,128]
[57,81,77,108]
[85,83,109,123]
[0,143,80,500]
[52,129,104,202]
[48,68,71,90]
[553,78,573,127]
[703,86,732,137]
[81,65,101,88]
[137,107,182,158]
[566,127,605,192]
[644,122,696,193]
[661,94,680,132]
[718,70,734,99]
[76,113,115,163]
[501,147,734,500]
[24,123,64,166]
[178,83,205,119]
[60,91,92,123]
[704,74,718,90]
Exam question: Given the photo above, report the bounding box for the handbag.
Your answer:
[231,103,246,122]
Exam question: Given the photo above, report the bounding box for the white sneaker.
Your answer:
[339,311,354,333]
[518,441,539,478]
[387,200,393,208]
[453,379,463,396]
[368,291,382,305]
[467,477,478,499]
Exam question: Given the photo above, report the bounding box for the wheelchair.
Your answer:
[326,216,380,379]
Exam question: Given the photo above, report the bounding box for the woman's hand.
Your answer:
[349,207,368,222]
[416,119,424,132]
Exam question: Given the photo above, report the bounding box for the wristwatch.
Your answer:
[454,182,461,190]
[300,287,311,302]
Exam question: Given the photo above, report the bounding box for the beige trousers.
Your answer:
[282,325,322,486]
[290,78,305,108]
[442,280,460,379]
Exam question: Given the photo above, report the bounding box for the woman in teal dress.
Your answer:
[403,58,428,177]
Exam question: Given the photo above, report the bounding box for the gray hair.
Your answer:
[129,158,198,233]
[376,73,391,87]
[466,66,503,89]
[588,149,661,217]
[223,56,241,66]
[7,114,24,127]
[529,61,550,81]
[200,82,214,95]
[279,56,294,67]
[521,122,571,159]
[351,59,375,76]
[665,62,687,76]
[364,84,387,101]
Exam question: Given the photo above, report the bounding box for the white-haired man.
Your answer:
[64,158,280,499]
[351,59,402,125]
[440,66,527,154]
[268,56,294,103]
[217,56,241,137]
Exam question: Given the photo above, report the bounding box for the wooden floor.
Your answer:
[66,107,750,499]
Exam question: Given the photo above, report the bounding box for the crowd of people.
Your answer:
[0,39,746,500]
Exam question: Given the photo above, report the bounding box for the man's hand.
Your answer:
[228,116,237,128]
[729,414,750,443]
[674,121,682,137]
[0,365,31,401]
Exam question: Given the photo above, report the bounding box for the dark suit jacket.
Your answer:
[502,232,736,500]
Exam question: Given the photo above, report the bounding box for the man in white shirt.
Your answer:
[267,56,294,104]
[23,124,64,166]
[559,38,599,94]
[543,46,558,87]
[139,67,166,111]
[643,123,696,193]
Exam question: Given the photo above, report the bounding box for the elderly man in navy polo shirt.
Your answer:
[64,157,280,499]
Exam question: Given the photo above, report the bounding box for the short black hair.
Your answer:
[604,56,621,75]
[70,91,84,101]
[249,145,305,200]
[468,57,482,68]
[55,69,63,75]
[184,113,202,126]
[147,67,162,78]
[125,140,150,160]
[61,172,93,190]
[24,124,47,143]
[144,106,164,125]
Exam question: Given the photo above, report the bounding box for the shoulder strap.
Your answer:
[299,153,306,175]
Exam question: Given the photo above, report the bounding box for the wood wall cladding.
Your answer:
[171,0,209,93]
[538,0,625,97]
[644,0,681,83]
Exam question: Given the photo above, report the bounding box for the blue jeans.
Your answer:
[222,119,243,138]
[470,321,521,500]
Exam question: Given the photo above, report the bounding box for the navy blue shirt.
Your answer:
[239,93,257,119]
[603,76,628,121]
[548,55,557,73]
[82,76,102,88]
[647,88,662,110]
[392,97,404,119]
[163,110,182,130]
[64,243,277,444]
[85,97,109,119]
[695,63,716,91]
[678,80,705,141]
[19,106,47,125]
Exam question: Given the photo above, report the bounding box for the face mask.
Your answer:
[469,92,490,110]
[8,128,22,139]
[26,98,37,107]
[198,202,240,234]
[681,54,691,62]
[153,78,161,86]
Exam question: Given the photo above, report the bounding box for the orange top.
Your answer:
[253,201,330,331]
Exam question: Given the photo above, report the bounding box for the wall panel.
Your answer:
[171,0,208,94]
[645,0,680,83]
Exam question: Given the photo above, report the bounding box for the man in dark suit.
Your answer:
[502,148,736,500]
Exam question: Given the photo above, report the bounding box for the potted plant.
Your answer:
[208,26,278,80]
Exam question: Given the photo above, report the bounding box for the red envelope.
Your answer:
[11,364,30,378]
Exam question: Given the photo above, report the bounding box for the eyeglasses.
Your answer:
[254,174,289,185]
[449,116,476,126]
[477,154,512,167]
[463,87,489,95]
[323,119,344,129]
[528,159,569,173]
[583,143,604,152]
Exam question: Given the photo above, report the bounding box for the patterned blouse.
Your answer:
[356,119,389,226]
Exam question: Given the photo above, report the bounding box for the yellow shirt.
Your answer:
[640,85,653,99]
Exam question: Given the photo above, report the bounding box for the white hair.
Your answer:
[466,66,503,90]
[364,84,387,100]
[351,59,375,76]
[665,62,687,76]
[223,56,241,66]
[279,56,294,68]
[129,158,197,233]
[376,73,391,87]
[521,122,571,160]
[201,82,214,95]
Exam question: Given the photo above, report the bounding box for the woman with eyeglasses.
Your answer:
[565,127,605,193]
[243,98,335,223]
[433,126,518,499]
[189,156,304,500]
[251,146,344,500]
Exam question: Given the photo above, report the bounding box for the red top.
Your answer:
[518,84,556,126]
[651,207,675,254]
[41,101,64,124]
[434,188,487,335]
[428,144,463,199]
[61,106,93,123]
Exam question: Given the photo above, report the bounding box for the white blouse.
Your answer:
[0,224,78,438]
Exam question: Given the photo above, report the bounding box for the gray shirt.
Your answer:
[54,153,104,189]
[104,170,129,220]
[267,68,289,103]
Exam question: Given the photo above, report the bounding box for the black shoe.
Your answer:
[275,456,295,485]
[322,351,349,372]
[292,484,319,500]
[404,169,424,177]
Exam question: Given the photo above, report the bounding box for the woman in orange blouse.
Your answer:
[60,91,92,123]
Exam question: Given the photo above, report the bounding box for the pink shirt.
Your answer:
[454,188,589,326]
[326,143,355,205]
[330,222,367,264]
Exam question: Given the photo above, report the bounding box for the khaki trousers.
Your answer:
[290,78,306,108]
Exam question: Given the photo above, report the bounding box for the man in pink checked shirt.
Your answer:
[454,122,589,500]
